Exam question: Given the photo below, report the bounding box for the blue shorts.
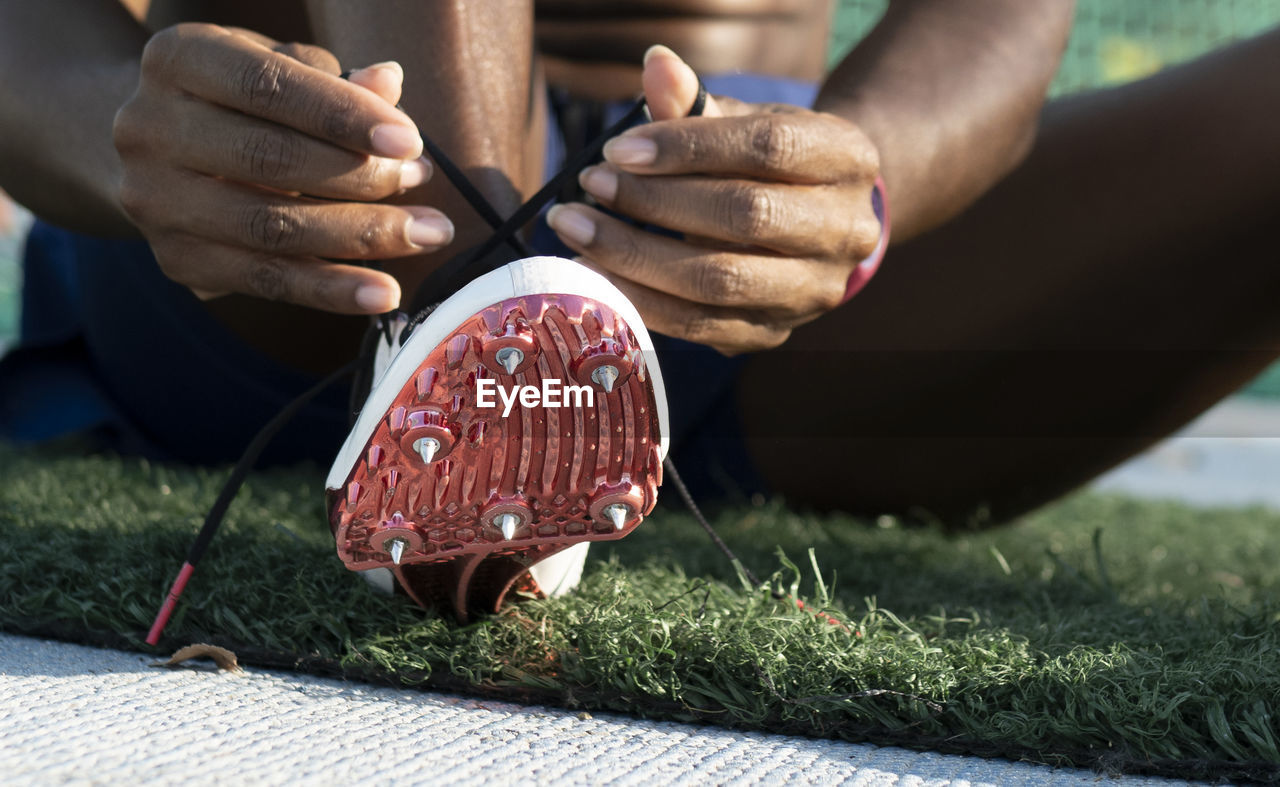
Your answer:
[0,74,817,498]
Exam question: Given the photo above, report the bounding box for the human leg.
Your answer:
[740,28,1280,525]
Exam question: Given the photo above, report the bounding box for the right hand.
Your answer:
[113,23,454,314]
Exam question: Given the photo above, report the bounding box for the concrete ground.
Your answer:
[0,633,1193,786]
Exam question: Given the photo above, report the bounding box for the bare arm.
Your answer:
[1,0,457,314]
[0,0,148,235]
[817,0,1076,240]
[547,2,1076,353]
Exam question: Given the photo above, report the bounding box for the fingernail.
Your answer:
[407,214,454,248]
[399,157,432,190]
[603,136,656,167]
[547,205,596,246]
[355,282,398,312]
[371,124,423,158]
[578,166,618,202]
[643,45,678,66]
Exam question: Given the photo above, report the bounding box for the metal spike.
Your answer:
[593,365,618,393]
[415,437,440,464]
[499,513,520,540]
[604,503,628,532]
[387,537,407,566]
[496,347,523,375]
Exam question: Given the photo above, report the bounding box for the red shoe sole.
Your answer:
[328,293,663,619]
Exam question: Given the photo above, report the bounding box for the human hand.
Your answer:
[113,23,454,314]
[547,46,883,354]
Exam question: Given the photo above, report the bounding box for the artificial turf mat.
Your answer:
[2,443,1279,782]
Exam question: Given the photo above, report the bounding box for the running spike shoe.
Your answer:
[325,256,668,619]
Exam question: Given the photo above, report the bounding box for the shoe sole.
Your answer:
[325,258,667,619]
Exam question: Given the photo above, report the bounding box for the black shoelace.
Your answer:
[144,78,773,647]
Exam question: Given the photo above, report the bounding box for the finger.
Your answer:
[157,176,454,259]
[274,42,342,75]
[214,27,343,76]
[156,237,402,314]
[641,45,723,120]
[546,203,844,314]
[578,164,880,259]
[190,287,229,300]
[702,94,757,118]
[165,100,432,199]
[582,263,789,355]
[142,23,422,158]
[602,111,876,183]
[222,27,280,49]
[346,61,403,106]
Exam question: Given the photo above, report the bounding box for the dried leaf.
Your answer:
[152,643,243,673]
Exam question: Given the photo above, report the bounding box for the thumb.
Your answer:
[347,60,404,107]
[641,45,722,120]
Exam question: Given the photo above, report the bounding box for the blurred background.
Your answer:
[2,0,1279,501]
[832,0,1280,92]
[0,191,19,355]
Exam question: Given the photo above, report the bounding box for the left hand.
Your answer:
[547,46,883,355]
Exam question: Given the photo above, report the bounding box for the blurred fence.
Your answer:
[832,0,1280,93]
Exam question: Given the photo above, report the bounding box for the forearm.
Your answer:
[817,0,1075,240]
[308,0,541,258]
[0,0,148,236]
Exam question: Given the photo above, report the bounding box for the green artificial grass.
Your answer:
[2,444,1279,781]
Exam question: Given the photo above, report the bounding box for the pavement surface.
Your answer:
[0,633,1193,786]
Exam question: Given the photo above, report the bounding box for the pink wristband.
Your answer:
[840,175,890,304]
